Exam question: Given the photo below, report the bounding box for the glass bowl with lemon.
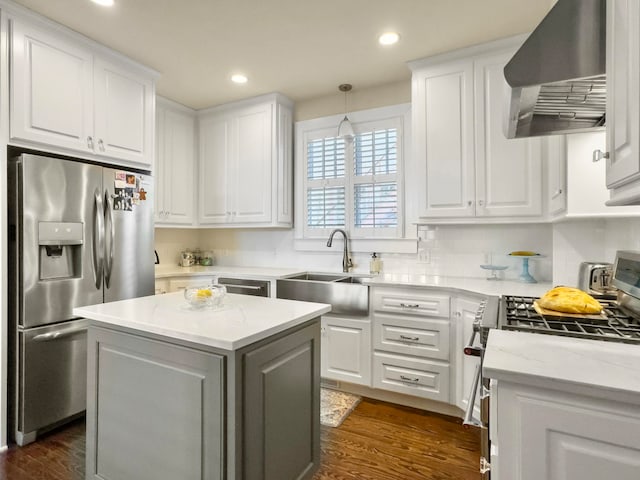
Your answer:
[184,284,227,309]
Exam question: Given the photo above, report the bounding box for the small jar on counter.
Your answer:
[200,251,215,266]
[180,250,196,267]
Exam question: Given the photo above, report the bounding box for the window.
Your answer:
[299,106,407,240]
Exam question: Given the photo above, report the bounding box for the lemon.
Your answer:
[195,288,212,298]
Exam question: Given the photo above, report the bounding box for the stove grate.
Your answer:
[501,296,640,344]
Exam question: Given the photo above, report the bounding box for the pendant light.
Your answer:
[337,84,354,139]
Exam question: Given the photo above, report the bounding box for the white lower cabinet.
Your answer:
[373,313,450,360]
[167,276,216,293]
[493,381,640,480]
[371,287,453,403]
[321,315,371,386]
[372,352,450,402]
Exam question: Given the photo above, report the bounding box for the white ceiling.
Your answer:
[13,0,554,110]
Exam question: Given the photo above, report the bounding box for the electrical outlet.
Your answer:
[418,248,430,264]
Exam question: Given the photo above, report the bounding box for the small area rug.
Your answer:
[320,388,361,427]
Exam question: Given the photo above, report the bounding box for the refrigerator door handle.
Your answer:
[93,190,105,289]
[33,325,87,342]
[104,190,115,288]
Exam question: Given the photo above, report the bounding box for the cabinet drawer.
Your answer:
[373,314,449,360]
[372,288,450,317]
[372,352,450,402]
[168,276,216,292]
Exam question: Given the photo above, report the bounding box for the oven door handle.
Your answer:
[463,362,483,428]
[464,323,482,356]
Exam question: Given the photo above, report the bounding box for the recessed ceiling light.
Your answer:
[231,74,248,84]
[90,0,114,6]
[378,32,400,46]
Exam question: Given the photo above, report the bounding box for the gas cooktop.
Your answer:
[500,295,640,344]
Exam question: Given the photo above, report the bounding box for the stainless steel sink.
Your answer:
[287,273,347,282]
[276,273,371,316]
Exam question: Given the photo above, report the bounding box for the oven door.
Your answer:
[463,362,491,479]
[462,316,491,479]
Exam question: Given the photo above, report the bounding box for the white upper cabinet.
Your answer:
[10,18,93,153]
[412,60,475,218]
[550,132,640,218]
[605,0,640,204]
[93,58,154,166]
[233,103,272,224]
[9,16,156,169]
[155,98,196,226]
[198,93,293,228]
[546,135,568,217]
[410,38,543,222]
[473,52,542,217]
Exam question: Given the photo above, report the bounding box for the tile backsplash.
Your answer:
[156,223,553,281]
[156,217,640,286]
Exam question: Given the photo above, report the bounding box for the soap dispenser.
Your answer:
[369,252,382,274]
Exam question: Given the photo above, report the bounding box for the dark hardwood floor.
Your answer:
[0,419,85,480]
[313,398,481,480]
[0,398,479,480]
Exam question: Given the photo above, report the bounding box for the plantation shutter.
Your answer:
[353,128,399,230]
[306,136,346,230]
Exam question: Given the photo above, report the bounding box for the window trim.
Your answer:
[294,103,412,252]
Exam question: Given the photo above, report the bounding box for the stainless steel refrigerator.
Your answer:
[8,153,154,445]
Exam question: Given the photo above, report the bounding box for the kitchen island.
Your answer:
[484,330,640,480]
[73,292,331,480]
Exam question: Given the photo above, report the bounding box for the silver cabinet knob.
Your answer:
[98,139,105,152]
[87,136,94,149]
[593,149,610,162]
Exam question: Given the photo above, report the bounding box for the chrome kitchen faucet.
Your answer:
[326,229,353,273]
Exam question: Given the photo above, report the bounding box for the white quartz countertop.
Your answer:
[364,274,554,297]
[73,292,331,351]
[483,329,640,404]
[154,265,307,280]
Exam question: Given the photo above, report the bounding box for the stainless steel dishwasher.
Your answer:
[217,277,271,297]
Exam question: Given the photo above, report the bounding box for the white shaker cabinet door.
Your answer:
[413,60,476,218]
[162,108,196,224]
[232,104,273,224]
[321,316,371,386]
[93,57,154,168]
[199,114,232,224]
[10,18,93,153]
[473,52,542,217]
[606,0,640,190]
[496,382,640,480]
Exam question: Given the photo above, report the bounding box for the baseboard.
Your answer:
[321,378,464,419]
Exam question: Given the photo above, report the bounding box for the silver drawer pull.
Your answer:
[399,335,419,342]
[34,326,86,342]
[399,375,420,383]
[399,303,420,308]
[219,284,263,290]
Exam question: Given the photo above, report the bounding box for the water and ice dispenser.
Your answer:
[38,222,83,280]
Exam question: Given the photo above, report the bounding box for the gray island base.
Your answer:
[74,292,331,480]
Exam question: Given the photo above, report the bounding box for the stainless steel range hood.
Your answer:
[504,0,606,138]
